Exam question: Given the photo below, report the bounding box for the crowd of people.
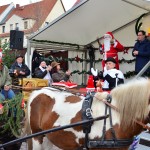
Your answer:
[0,30,149,102]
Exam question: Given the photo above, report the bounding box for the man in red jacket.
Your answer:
[99,32,124,70]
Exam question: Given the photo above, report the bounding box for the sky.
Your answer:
[0,0,77,11]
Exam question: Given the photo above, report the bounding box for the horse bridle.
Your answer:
[94,95,150,131]
[82,92,133,149]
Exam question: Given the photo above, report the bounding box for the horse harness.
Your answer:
[81,92,133,149]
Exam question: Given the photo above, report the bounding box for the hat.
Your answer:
[16,55,23,59]
[104,32,114,39]
[105,57,116,64]
[86,75,95,90]
[51,61,60,68]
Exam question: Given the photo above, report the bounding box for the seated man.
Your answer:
[91,57,124,91]
[10,55,30,78]
[0,62,15,100]
[34,61,53,86]
[51,61,71,82]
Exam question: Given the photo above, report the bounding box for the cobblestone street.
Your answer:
[20,142,61,150]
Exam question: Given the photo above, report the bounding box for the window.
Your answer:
[10,24,13,30]
[24,21,28,29]
[15,23,19,29]
[2,26,5,33]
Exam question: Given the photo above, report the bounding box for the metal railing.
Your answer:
[135,61,150,78]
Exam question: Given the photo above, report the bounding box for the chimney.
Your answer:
[16,4,20,9]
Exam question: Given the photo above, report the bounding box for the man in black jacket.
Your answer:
[11,55,30,78]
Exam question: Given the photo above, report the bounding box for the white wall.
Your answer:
[43,0,65,25]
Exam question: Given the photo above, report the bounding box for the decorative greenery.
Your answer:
[124,71,136,78]
[32,39,80,49]
[135,13,146,35]
[0,93,24,137]
[47,56,135,64]
[1,42,15,68]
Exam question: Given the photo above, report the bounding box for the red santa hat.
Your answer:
[0,48,3,63]
[86,75,95,90]
[104,32,114,39]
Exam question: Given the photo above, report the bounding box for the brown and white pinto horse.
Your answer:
[26,78,150,150]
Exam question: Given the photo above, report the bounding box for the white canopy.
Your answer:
[29,0,150,47]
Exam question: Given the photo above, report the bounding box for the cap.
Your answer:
[51,61,60,68]
[105,57,116,64]
[16,55,23,59]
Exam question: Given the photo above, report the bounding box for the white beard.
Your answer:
[104,38,111,52]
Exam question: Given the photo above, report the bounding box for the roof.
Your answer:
[29,0,150,48]
[0,0,57,37]
[73,0,82,6]
[0,4,9,15]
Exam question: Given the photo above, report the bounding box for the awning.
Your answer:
[29,0,150,48]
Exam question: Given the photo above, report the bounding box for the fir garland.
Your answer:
[32,39,80,49]
[135,13,146,35]
[47,56,135,64]
[71,70,150,78]
[0,93,24,137]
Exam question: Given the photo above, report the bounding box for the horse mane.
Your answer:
[111,78,150,129]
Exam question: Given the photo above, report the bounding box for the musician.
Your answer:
[34,61,53,86]
[10,55,30,78]
[91,57,124,91]
[51,61,71,82]
[0,61,15,100]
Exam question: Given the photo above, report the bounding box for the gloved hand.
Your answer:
[91,68,98,76]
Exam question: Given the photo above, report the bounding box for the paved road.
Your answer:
[20,142,61,150]
[20,131,150,150]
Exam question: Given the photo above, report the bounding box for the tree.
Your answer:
[1,41,15,68]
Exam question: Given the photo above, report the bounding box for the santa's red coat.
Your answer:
[101,40,124,70]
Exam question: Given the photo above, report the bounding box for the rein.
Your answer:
[12,85,87,95]
[82,92,133,149]
[94,95,150,131]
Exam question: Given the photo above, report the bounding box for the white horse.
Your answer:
[26,78,150,150]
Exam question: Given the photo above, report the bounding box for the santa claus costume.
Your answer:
[100,32,124,70]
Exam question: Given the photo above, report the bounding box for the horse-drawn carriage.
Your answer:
[0,77,150,150]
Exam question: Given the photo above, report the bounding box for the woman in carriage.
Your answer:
[51,61,71,82]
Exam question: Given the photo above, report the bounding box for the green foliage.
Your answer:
[0,93,24,137]
[1,42,15,68]
[135,13,146,35]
